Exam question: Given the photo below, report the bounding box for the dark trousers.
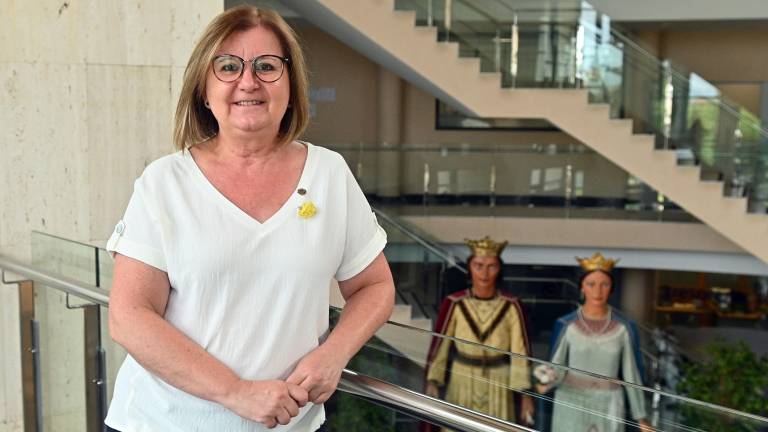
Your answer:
[107,424,328,432]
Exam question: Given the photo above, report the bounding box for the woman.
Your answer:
[105,6,394,431]
[425,236,534,430]
[537,253,651,432]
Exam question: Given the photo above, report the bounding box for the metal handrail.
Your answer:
[1,254,110,305]
[0,254,532,431]
[340,370,534,431]
[6,254,768,426]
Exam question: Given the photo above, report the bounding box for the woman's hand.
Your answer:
[220,379,308,428]
[286,346,347,404]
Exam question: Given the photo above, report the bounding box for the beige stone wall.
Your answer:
[0,1,223,429]
[634,25,768,115]
[299,26,380,144]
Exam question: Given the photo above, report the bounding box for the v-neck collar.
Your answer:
[184,142,317,232]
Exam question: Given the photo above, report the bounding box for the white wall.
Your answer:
[0,1,224,429]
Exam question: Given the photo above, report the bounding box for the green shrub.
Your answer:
[677,340,768,431]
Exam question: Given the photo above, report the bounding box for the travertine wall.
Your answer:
[0,1,223,429]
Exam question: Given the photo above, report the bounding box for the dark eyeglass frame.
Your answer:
[211,54,290,83]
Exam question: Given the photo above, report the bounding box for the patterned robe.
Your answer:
[549,308,648,432]
[425,290,531,429]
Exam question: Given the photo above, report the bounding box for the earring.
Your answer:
[204,100,210,108]
[579,291,585,303]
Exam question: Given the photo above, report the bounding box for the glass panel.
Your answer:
[324,390,417,431]
[30,232,97,431]
[26,231,767,429]
[379,213,464,321]
[32,287,88,432]
[340,310,768,431]
[31,231,99,285]
[323,142,694,222]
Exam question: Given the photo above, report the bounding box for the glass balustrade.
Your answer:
[9,232,768,431]
[29,219,688,402]
[328,143,695,223]
[30,232,103,432]
[337,311,768,432]
[393,0,768,215]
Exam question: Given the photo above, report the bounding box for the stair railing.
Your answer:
[0,253,535,432]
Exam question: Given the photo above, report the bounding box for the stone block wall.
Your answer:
[0,1,224,429]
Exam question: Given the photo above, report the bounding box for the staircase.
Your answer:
[283,0,768,264]
[330,279,433,365]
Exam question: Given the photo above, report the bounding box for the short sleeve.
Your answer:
[334,160,387,281]
[106,177,167,272]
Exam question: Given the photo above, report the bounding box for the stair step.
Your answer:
[478,72,502,86]
[389,304,413,324]
[607,118,634,134]
[456,56,482,74]
[721,196,748,214]
[434,40,461,58]
[585,104,611,119]
[629,134,656,150]
[697,180,725,197]
[412,25,440,43]
[375,323,432,365]
[651,149,679,166]
[409,318,434,331]
[675,165,703,183]
[392,8,418,24]
[743,212,768,228]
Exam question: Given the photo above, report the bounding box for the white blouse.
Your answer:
[105,143,387,431]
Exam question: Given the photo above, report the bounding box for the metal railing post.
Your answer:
[510,14,519,87]
[18,280,42,432]
[84,304,105,432]
[444,0,452,40]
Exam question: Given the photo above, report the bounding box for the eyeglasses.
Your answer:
[211,54,290,83]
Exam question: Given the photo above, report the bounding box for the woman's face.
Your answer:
[581,271,612,307]
[205,26,291,141]
[469,256,501,291]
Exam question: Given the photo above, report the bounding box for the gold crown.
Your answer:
[576,252,619,273]
[465,236,508,258]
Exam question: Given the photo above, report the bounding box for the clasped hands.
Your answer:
[221,346,346,429]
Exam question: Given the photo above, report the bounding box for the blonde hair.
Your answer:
[173,5,310,150]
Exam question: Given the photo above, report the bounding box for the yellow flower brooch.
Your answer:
[296,188,317,219]
[298,201,317,219]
